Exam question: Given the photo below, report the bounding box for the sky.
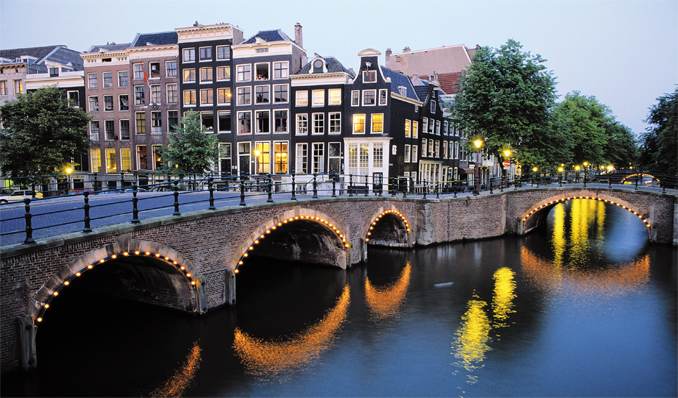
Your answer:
[1,0,677,134]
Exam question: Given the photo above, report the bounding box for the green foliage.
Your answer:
[0,87,89,184]
[639,88,678,177]
[162,111,218,176]
[453,39,557,165]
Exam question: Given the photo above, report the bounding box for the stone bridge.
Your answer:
[1,187,676,370]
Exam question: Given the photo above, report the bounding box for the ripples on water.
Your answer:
[2,199,676,397]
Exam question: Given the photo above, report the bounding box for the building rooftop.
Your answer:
[381,66,419,101]
[132,31,178,47]
[242,29,293,44]
[87,42,131,53]
[0,45,83,72]
[299,56,355,77]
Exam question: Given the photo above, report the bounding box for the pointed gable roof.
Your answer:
[242,29,292,44]
[380,66,419,101]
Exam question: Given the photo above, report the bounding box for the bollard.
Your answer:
[83,192,92,233]
[364,175,369,197]
[23,198,34,244]
[332,177,336,197]
[131,185,140,224]
[239,178,246,206]
[267,175,274,203]
[312,173,318,199]
[208,178,216,210]
[423,180,428,200]
[291,172,297,201]
[349,174,353,197]
[172,181,181,216]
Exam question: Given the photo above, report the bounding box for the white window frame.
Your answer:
[311,89,325,107]
[371,113,384,134]
[237,86,252,106]
[311,112,324,135]
[237,110,252,135]
[103,95,114,112]
[166,84,177,104]
[254,84,270,105]
[328,112,341,135]
[272,61,289,79]
[217,87,231,106]
[198,46,212,62]
[404,144,411,163]
[273,109,289,134]
[102,72,112,88]
[182,47,195,63]
[217,111,231,133]
[412,145,418,163]
[378,88,388,106]
[295,113,308,136]
[236,64,252,82]
[165,61,177,78]
[254,62,270,81]
[351,90,360,107]
[295,90,308,107]
[295,143,308,174]
[254,110,271,134]
[199,67,213,84]
[362,70,377,83]
[362,89,377,106]
[328,88,342,105]
[216,65,230,82]
[272,83,289,104]
[311,142,325,174]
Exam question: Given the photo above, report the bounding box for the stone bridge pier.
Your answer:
[1,188,675,371]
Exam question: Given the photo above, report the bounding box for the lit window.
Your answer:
[352,114,366,134]
[311,89,325,107]
[199,67,213,83]
[404,119,411,138]
[412,121,419,138]
[295,90,308,107]
[254,141,271,174]
[90,148,101,172]
[371,113,384,134]
[216,66,230,81]
[183,89,196,106]
[182,68,196,83]
[121,147,132,171]
[200,88,213,105]
[273,141,288,174]
[217,87,231,105]
[328,88,342,105]
[135,112,146,134]
[105,148,117,173]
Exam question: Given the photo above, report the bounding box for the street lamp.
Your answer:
[582,161,590,186]
[574,164,581,183]
[557,165,565,186]
[501,147,513,187]
[64,164,74,195]
[471,136,485,195]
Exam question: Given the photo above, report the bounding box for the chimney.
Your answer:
[403,46,411,53]
[385,48,392,62]
[294,22,303,48]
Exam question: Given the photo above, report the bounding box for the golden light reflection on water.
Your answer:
[365,262,412,320]
[150,341,201,398]
[569,199,592,266]
[452,294,491,381]
[233,285,350,376]
[491,267,516,329]
[551,203,566,268]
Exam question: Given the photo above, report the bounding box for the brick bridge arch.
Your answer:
[364,207,413,248]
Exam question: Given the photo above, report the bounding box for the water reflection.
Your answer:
[452,294,492,383]
[365,262,412,320]
[492,267,517,329]
[233,285,350,376]
[150,341,201,398]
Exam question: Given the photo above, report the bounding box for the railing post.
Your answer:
[583,171,587,188]
[489,179,493,194]
[349,174,353,197]
[208,177,216,210]
[131,185,140,224]
[172,181,181,216]
[332,176,336,197]
[267,174,274,203]
[23,198,34,245]
[93,173,99,192]
[83,191,92,233]
[453,182,457,198]
[364,175,369,197]
[239,178,246,206]
[312,173,318,199]
[423,180,428,200]
[291,171,297,201]
[435,182,440,199]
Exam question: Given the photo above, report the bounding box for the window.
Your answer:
[133,63,144,80]
[295,90,308,107]
[273,141,288,174]
[165,61,177,78]
[200,67,213,83]
[296,113,308,135]
[362,70,377,83]
[352,114,366,134]
[328,112,341,134]
[104,95,113,111]
[182,47,195,63]
[378,89,388,106]
[150,85,161,104]
[435,140,440,158]
[216,45,230,60]
[216,66,230,81]
[201,112,214,133]
[428,139,434,157]
[166,84,177,104]
[328,142,342,174]
[371,113,384,134]
[374,145,383,168]
[134,86,145,105]
[238,142,251,175]
[405,144,411,163]
[152,145,163,170]
[89,121,100,140]
[404,119,411,138]
[168,111,179,133]
[254,85,270,104]
[217,87,231,105]
[105,148,117,173]
[312,143,324,174]
[436,120,441,135]
[254,141,271,174]
[136,145,148,170]
[328,88,342,105]
[422,117,428,135]
[362,89,376,106]
[102,72,112,88]
[218,111,231,133]
[255,110,270,134]
[273,84,288,103]
[49,67,59,77]
[183,89,196,106]
[421,138,427,158]
[14,79,23,94]
[273,61,289,79]
[237,86,251,105]
[200,88,213,106]
[351,90,360,107]
[115,94,128,111]
[236,64,252,82]
[428,119,434,134]
[135,112,146,134]
[413,120,419,138]
[199,46,212,61]
[66,90,80,108]
[237,111,252,135]
[120,120,130,140]
[0,81,6,96]
[87,73,97,89]
[430,99,437,113]
[295,143,308,174]
[151,111,162,134]
[443,140,448,159]
[311,89,325,107]
[255,63,269,80]
[218,143,232,175]
[88,96,99,112]
[274,110,288,133]
[411,145,418,163]
[149,62,160,79]
[115,71,128,88]
[183,68,196,83]
[90,148,101,172]
[105,120,115,140]
[312,113,324,135]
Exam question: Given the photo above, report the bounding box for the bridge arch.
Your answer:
[365,208,412,247]
[233,208,351,272]
[519,192,652,236]
[31,238,204,326]
[620,173,660,184]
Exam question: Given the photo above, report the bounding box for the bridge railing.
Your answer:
[1,172,676,246]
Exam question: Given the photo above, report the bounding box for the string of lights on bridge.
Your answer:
[365,210,411,243]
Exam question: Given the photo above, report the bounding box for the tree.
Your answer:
[551,92,609,165]
[0,87,89,185]
[604,121,638,167]
[162,111,218,177]
[639,88,677,179]
[453,39,557,167]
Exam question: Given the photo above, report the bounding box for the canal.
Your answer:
[3,199,676,396]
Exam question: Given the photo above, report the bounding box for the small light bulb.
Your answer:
[64,281,70,286]
[37,317,43,323]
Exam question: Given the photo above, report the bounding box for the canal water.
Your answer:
[3,199,677,396]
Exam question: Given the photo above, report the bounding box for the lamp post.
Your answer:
[582,161,590,187]
[557,165,565,186]
[471,137,485,195]
[64,164,74,195]
[501,147,513,188]
[574,164,581,183]
[531,166,539,186]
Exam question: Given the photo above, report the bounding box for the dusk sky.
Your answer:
[2,0,676,135]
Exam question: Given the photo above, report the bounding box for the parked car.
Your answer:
[0,190,43,204]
